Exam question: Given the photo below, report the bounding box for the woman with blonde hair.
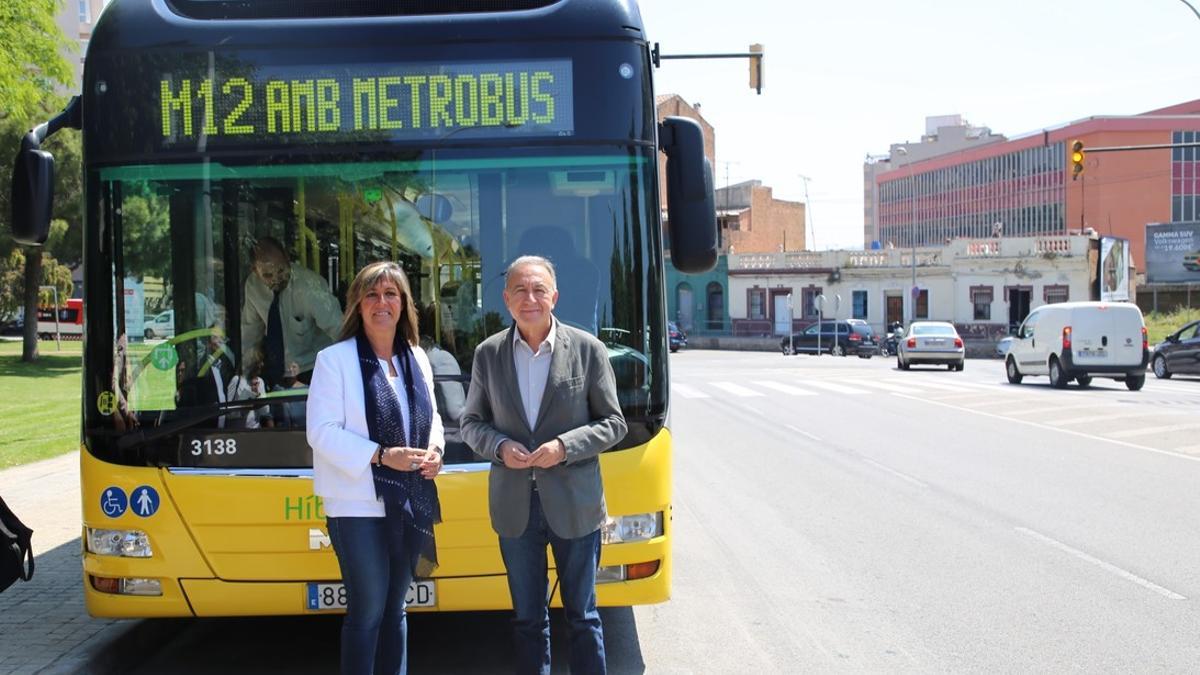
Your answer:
[306,261,443,675]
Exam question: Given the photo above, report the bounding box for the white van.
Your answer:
[1005,301,1148,390]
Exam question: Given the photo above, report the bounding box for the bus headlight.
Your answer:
[86,528,153,558]
[601,512,663,545]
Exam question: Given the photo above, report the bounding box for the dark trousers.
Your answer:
[327,516,414,675]
[498,491,605,675]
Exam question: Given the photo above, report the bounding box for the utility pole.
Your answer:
[798,174,816,251]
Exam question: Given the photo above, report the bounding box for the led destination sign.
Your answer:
[158,59,574,144]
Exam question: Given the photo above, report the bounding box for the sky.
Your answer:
[639,0,1200,250]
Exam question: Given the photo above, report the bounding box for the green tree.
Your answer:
[0,246,73,324]
[0,0,74,125]
[1,1,77,361]
[0,249,25,319]
[121,190,173,281]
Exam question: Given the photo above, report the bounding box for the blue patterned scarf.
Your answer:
[356,332,441,578]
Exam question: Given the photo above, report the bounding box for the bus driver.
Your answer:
[241,236,342,388]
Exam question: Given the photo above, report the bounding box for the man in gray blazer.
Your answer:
[461,254,626,675]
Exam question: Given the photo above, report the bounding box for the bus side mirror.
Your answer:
[660,116,717,274]
[11,143,55,246]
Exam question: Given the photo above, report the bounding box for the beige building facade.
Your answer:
[56,0,106,86]
[727,234,1101,352]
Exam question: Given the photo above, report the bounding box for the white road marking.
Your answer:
[1015,527,1187,600]
[997,402,1119,417]
[1173,444,1200,454]
[1105,422,1200,439]
[754,381,817,396]
[928,390,1005,403]
[710,381,765,398]
[898,380,977,393]
[1049,411,1173,426]
[891,393,1200,465]
[848,379,922,394]
[784,424,822,442]
[671,383,709,399]
[802,380,870,395]
[859,458,929,488]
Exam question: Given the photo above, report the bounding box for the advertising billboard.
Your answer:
[1145,223,1200,285]
[1099,236,1131,301]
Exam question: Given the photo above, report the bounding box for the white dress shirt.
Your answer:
[513,317,557,430]
[242,263,343,374]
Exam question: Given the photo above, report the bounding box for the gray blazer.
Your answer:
[461,320,627,539]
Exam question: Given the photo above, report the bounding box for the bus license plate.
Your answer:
[306,581,435,610]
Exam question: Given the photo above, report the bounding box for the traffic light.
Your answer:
[1070,140,1085,179]
[748,44,764,94]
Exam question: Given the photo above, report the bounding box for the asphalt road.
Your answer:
[122,350,1200,672]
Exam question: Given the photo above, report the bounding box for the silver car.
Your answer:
[897,321,965,371]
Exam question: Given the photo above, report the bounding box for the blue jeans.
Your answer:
[498,491,605,675]
[327,516,414,675]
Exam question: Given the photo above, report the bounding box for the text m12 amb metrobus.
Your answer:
[158,60,574,142]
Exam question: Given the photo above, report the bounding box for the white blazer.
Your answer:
[306,338,445,517]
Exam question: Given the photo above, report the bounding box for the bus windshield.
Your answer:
[91,146,665,466]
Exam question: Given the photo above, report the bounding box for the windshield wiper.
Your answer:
[116,393,309,452]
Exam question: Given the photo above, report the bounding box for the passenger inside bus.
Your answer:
[240,236,342,389]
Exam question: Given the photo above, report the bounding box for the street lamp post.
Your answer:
[895,147,918,326]
[815,294,826,356]
[787,293,794,356]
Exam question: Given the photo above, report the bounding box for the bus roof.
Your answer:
[90,0,646,55]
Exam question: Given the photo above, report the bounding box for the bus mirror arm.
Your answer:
[11,96,82,246]
[115,394,309,452]
[660,116,717,274]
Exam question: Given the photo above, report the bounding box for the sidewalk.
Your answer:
[0,452,173,674]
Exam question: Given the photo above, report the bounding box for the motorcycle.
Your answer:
[879,321,903,356]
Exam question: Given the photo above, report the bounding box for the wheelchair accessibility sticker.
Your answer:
[131,486,160,517]
[101,487,128,518]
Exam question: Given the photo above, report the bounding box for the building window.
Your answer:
[801,286,822,318]
[1044,285,1069,304]
[916,289,929,319]
[852,290,868,319]
[748,288,766,320]
[1171,130,1198,223]
[79,0,91,23]
[971,286,993,321]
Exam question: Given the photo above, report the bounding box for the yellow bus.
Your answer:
[11,0,715,617]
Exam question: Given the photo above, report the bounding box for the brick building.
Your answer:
[865,100,1200,304]
[656,94,715,215]
[658,95,809,334]
[716,180,805,254]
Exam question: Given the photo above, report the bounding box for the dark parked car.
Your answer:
[1151,320,1200,379]
[781,319,875,358]
[668,321,687,352]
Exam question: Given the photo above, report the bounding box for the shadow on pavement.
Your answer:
[127,606,644,674]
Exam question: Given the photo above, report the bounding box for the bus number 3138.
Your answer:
[191,438,238,456]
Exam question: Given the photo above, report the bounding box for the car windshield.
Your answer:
[912,323,957,336]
